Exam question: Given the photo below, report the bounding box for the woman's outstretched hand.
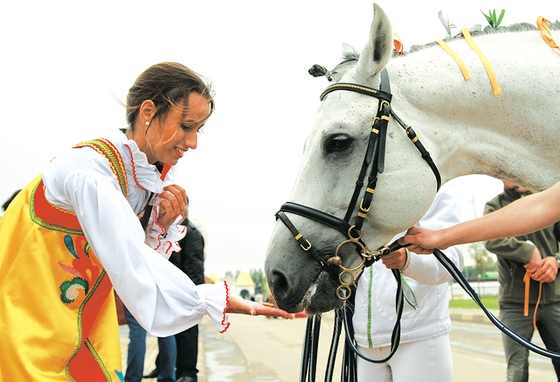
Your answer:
[227,294,293,319]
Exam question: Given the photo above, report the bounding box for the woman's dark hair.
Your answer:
[2,189,21,211]
[126,62,215,129]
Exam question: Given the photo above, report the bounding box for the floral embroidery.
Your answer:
[58,235,100,304]
[74,138,128,197]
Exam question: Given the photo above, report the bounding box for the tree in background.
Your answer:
[249,268,264,295]
[466,241,497,279]
[224,270,239,280]
[461,195,497,279]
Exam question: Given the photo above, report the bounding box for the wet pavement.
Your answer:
[120,307,540,382]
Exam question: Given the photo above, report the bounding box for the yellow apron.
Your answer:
[0,138,128,381]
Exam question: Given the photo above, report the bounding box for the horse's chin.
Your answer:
[282,272,344,315]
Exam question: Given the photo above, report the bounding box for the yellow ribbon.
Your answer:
[537,16,559,49]
[435,39,472,80]
[461,28,502,96]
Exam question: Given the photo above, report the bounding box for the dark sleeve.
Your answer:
[553,220,560,244]
[176,220,206,285]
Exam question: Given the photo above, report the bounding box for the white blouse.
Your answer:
[42,130,230,336]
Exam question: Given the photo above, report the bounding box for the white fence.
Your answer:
[448,280,499,300]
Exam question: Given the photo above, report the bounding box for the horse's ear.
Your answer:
[355,3,393,84]
[341,42,359,57]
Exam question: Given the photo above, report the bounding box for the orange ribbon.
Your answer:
[523,270,543,331]
[523,271,531,316]
[537,16,559,49]
[393,32,404,55]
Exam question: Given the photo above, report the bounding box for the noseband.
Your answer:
[275,69,441,300]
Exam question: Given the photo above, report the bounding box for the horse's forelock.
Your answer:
[328,51,360,82]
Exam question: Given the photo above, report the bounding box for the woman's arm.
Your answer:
[400,181,560,253]
[48,165,289,337]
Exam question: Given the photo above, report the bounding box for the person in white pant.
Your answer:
[353,181,464,381]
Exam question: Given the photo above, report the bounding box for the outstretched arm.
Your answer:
[400,181,560,253]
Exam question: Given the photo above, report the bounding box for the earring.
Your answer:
[145,121,151,127]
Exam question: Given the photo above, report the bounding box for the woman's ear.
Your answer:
[139,100,157,123]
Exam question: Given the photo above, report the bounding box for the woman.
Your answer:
[353,181,464,381]
[0,62,290,381]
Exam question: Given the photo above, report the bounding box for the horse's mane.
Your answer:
[409,20,560,53]
[311,20,560,81]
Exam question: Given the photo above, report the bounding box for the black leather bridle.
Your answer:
[276,69,441,300]
[274,69,443,380]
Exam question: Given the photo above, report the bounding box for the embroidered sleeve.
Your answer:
[198,281,231,333]
[145,206,187,259]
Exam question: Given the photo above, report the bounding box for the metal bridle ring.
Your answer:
[347,225,363,241]
[336,285,352,300]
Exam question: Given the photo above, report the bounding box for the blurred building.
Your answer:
[221,272,256,300]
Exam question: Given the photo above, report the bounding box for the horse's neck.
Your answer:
[389,29,560,191]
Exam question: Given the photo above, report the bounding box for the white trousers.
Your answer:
[356,334,453,382]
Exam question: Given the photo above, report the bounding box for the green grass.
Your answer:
[449,296,499,310]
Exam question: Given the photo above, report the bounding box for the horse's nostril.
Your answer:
[269,270,289,299]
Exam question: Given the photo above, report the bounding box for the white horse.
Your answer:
[264,3,560,314]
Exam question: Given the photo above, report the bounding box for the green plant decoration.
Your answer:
[481,9,506,28]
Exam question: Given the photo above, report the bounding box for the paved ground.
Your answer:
[119,307,504,382]
[119,325,207,381]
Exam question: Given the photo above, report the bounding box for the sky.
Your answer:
[1,1,558,277]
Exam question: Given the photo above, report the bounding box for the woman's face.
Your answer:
[143,92,211,166]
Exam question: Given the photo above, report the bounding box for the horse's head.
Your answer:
[265,3,439,314]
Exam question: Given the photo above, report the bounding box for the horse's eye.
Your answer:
[325,134,353,153]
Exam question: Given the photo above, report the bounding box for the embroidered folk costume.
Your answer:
[0,131,229,381]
